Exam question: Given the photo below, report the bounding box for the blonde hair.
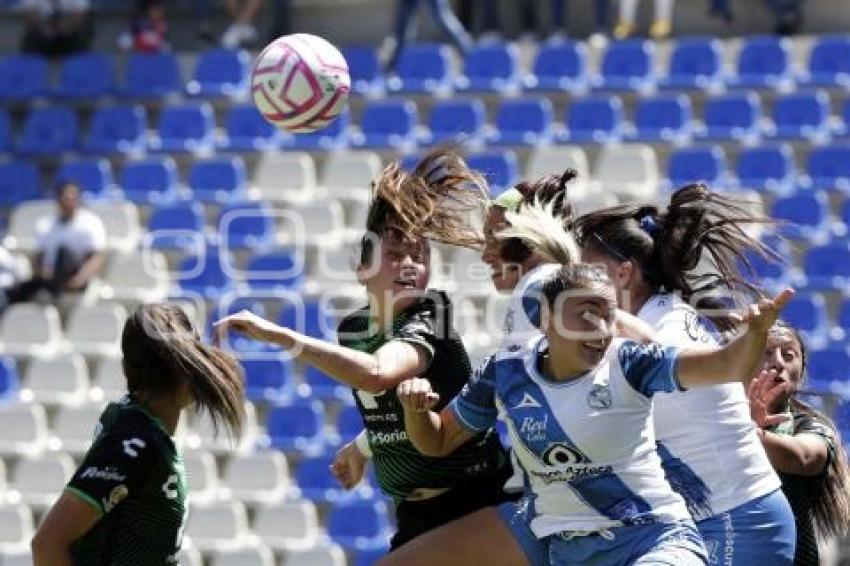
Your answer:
[497,197,580,267]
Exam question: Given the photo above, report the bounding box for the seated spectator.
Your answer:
[2,183,105,309]
[765,0,803,35]
[20,0,93,58]
[386,0,473,71]
[121,0,169,53]
[221,0,262,49]
[614,0,674,39]
[0,245,23,293]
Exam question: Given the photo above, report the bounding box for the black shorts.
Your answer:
[390,465,520,550]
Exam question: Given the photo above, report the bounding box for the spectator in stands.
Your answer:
[1,183,105,309]
[0,245,23,293]
[748,321,850,566]
[124,0,169,53]
[614,0,674,39]
[20,0,93,57]
[457,0,501,39]
[221,0,262,48]
[708,0,734,23]
[550,0,611,41]
[765,0,804,35]
[386,0,473,71]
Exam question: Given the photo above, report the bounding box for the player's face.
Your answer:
[482,206,522,292]
[361,233,431,311]
[544,284,616,371]
[761,328,804,400]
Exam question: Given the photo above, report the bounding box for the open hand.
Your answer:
[212,310,283,346]
[736,288,795,333]
[747,368,791,429]
[397,378,440,413]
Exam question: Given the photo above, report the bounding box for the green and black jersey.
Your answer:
[66,396,188,566]
[337,290,509,502]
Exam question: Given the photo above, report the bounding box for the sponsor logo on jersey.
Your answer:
[587,384,613,410]
[685,311,712,343]
[81,466,127,482]
[103,484,128,513]
[363,413,398,423]
[368,429,409,446]
[519,414,548,442]
[122,438,146,458]
[542,442,591,467]
[513,392,542,410]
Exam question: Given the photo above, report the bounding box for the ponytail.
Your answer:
[121,304,245,440]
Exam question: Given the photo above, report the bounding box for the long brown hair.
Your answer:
[777,321,850,538]
[574,182,780,329]
[360,149,489,265]
[121,303,245,439]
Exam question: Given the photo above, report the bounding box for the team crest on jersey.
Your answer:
[513,392,542,409]
[587,384,613,410]
[103,484,128,513]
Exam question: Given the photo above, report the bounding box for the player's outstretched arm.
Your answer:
[398,378,475,457]
[676,288,795,388]
[33,492,100,565]
[214,310,429,394]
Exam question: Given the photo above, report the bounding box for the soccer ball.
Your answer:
[251,33,350,134]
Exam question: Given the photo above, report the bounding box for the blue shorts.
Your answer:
[497,500,548,566]
[696,489,796,566]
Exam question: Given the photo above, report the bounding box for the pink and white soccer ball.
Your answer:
[251,33,350,133]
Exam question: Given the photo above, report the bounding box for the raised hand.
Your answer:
[747,368,791,429]
[738,288,795,333]
[397,378,440,413]
[212,310,283,346]
[330,441,366,490]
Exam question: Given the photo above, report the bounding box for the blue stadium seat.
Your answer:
[767,91,830,141]
[659,37,723,90]
[782,293,829,336]
[337,405,364,445]
[728,36,792,89]
[744,248,789,286]
[186,48,250,97]
[803,243,850,290]
[177,246,233,299]
[353,100,417,149]
[356,549,390,566]
[697,92,761,141]
[735,144,795,193]
[56,53,115,99]
[805,144,850,192]
[801,35,850,87]
[18,106,79,155]
[188,156,247,203]
[389,44,452,94]
[265,400,325,456]
[770,192,830,241]
[123,52,181,98]
[0,162,42,206]
[0,357,19,403]
[466,151,519,194]
[421,99,485,146]
[210,296,271,354]
[241,357,295,403]
[0,55,48,100]
[593,39,655,92]
[626,94,692,142]
[220,104,282,151]
[835,403,850,438]
[837,300,850,333]
[523,40,587,92]
[558,95,623,143]
[328,500,392,551]
[150,102,216,153]
[488,98,553,146]
[147,202,206,251]
[85,105,147,154]
[121,157,179,204]
[56,158,115,198]
[341,45,384,96]
[296,455,365,502]
[292,110,350,150]
[807,348,850,389]
[0,111,11,153]
[279,301,335,341]
[666,145,727,188]
[842,199,850,228]
[245,250,303,292]
[299,366,354,404]
[218,201,275,249]
[457,42,519,92]
[835,100,850,139]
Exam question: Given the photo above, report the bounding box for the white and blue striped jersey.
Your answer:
[500,263,559,350]
[642,294,781,521]
[449,336,693,538]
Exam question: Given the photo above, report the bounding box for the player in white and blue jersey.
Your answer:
[575,183,796,565]
[378,263,794,566]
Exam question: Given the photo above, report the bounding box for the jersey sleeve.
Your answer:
[448,356,498,432]
[393,311,438,365]
[653,308,718,348]
[66,420,158,517]
[793,410,838,473]
[618,340,684,397]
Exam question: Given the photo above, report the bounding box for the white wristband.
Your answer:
[354,429,372,458]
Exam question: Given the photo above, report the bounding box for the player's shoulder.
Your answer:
[94,397,170,450]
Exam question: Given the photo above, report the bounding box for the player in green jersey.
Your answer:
[32,303,246,566]
[215,150,518,549]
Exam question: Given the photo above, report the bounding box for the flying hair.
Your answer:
[498,197,581,267]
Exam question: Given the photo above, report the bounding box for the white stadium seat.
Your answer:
[0,549,34,566]
[209,545,275,566]
[592,144,660,202]
[2,199,56,253]
[178,546,204,566]
[0,403,48,458]
[49,403,105,456]
[101,251,170,303]
[89,200,142,253]
[284,543,347,566]
[279,201,345,249]
[253,500,320,552]
[0,304,63,358]
[185,401,258,455]
[525,146,589,200]
[65,302,127,357]
[185,500,252,553]
[23,352,89,407]
[447,247,492,297]
[222,451,290,505]
[321,151,381,203]
[9,451,75,510]
[90,355,126,402]
[184,449,219,504]
[252,152,320,204]
[0,503,34,553]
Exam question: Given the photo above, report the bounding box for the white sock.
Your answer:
[655,0,673,21]
[619,0,639,25]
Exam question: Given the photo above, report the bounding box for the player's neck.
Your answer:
[542,348,589,382]
[139,397,181,436]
